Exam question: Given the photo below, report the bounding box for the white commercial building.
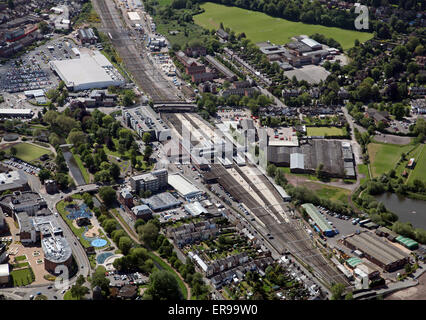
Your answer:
[168,173,202,199]
[50,51,125,91]
[0,108,34,118]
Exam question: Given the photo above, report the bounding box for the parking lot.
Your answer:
[3,158,41,175]
[106,270,148,287]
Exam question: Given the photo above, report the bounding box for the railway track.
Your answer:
[211,163,349,286]
[93,0,179,102]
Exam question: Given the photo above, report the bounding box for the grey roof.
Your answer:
[142,192,181,211]
[344,232,409,267]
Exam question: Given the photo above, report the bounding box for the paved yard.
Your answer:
[5,217,51,286]
[284,65,330,84]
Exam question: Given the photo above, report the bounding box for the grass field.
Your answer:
[311,182,350,204]
[357,164,370,185]
[407,144,426,183]
[306,127,344,136]
[5,143,51,162]
[10,267,34,287]
[194,2,373,50]
[368,143,414,178]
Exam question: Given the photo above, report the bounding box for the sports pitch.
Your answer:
[368,142,413,178]
[194,2,374,50]
[306,126,344,136]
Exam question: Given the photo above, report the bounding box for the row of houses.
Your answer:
[190,251,250,277]
[167,220,218,248]
[209,257,274,289]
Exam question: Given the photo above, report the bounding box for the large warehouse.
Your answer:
[168,173,203,199]
[301,203,334,237]
[50,51,124,91]
[342,231,410,272]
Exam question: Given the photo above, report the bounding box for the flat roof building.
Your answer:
[168,173,203,199]
[0,170,29,193]
[129,169,168,194]
[343,231,410,272]
[142,192,182,212]
[301,203,334,237]
[0,108,34,118]
[50,51,124,91]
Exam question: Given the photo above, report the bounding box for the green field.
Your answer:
[357,164,370,185]
[194,2,373,50]
[306,127,344,136]
[10,267,35,287]
[368,142,413,178]
[5,143,51,162]
[407,144,426,183]
[311,182,350,204]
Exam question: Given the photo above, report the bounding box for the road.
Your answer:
[92,0,181,102]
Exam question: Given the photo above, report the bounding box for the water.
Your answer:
[96,252,114,264]
[375,193,426,230]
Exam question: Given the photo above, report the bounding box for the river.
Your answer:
[375,193,426,230]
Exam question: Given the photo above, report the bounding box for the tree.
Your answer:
[67,130,86,147]
[266,164,277,177]
[38,21,49,34]
[90,266,110,295]
[7,0,14,9]
[102,219,117,235]
[143,145,153,161]
[118,236,132,255]
[144,270,183,300]
[9,146,17,156]
[70,283,89,300]
[331,283,346,300]
[109,162,121,180]
[138,221,159,249]
[142,132,151,145]
[38,169,51,184]
[99,186,117,207]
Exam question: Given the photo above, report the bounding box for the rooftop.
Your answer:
[168,173,202,198]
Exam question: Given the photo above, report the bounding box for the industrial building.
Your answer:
[342,231,410,272]
[0,108,34,118]
[267,140,356,179]
[142,192,182,212]
[301,203,334,237]
[395,235,419,250]
[50,51,125,91]
[123,106,171,142]
[184,201,208,217]
[0,170,29,193]
[77,28,97,44]
[168,173,203,199]
[129,169,168,194]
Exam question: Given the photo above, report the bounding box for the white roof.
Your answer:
[50,53,123,90]
[301,38,321,48]
[184,201,208,216]
[192,254,208,272]
[168,173,201,198]
[0,264,9,277]
[0,108,33,115]
[128,12,141,21]
[24,89,45,97]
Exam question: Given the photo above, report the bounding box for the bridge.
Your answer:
[153,101,197,113]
